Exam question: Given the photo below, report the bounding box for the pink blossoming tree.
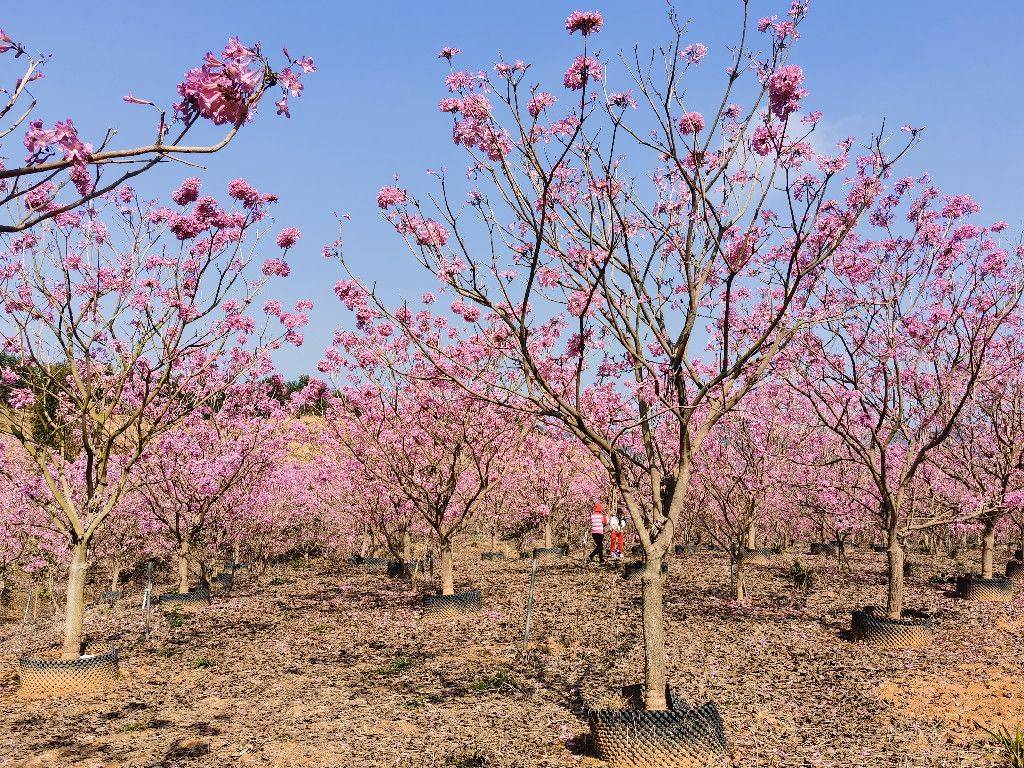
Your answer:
[788,184,1022,618]
[344,5,917,709]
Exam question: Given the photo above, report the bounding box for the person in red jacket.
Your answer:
[586,502,608,565]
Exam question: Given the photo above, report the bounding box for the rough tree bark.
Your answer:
[885,530,906,619]
[177,541,191,593]
[439,540,454,596]
[641,551,668,710]
[61,539,89,659]
[733,551,747,602]
[981,518,996,579]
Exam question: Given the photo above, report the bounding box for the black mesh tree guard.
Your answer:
[158,588,212,606]
[422,589,482,618]
[387,559,424,578]
[850,605,932,648]
[95,590,122,605]
[809,543,836,555]
[1006,560,1024,581]
[956,574,1013,602]
[19,648,119,696]
[743,548,773,565]
[589,686,728,768]
[532,547,565,562]
[481,552,507,561]
[673,544,698,556]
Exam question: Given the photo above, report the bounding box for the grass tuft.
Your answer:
[983,723,1024,767]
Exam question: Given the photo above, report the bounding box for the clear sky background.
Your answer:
[5,1,1021,377]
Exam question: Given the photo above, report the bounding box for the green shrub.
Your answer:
[788,560,815,592]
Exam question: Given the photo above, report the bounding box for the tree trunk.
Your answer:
[402,530,412,563]
[641,553,668,710]
[836,535,849,572]
[61,539,89,659]
[885,532,905,619]
[981,520,996,579]
[745,524,756,551]
[177,542,191,593]
[232,538,241,564]
[439,541,454,596]
[109,562,122,592]
[733,554,746,601]
[543,517,553,549]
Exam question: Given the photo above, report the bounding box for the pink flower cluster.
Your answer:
[227,178,275,209]
[565,10,604,36]
[172,177,202,206]
[276,227,301,249]
[678,111,705,134]
[445,97,512,161]
[528,92,557,119]
[377,186,408,210]
[175,38,314,125]
[399,215,450,248]
[766,65,807,119]
[176,38,262,125]
[563,55,602,90]
[607,91,637,109]
[23,118,93,195]
[0,29,16,55]
[751,124,778,156]
[681,43,708,64]
[24,182,56,212]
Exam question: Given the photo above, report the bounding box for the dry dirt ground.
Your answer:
[1,545,1023,768]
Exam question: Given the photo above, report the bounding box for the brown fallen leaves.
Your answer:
[0,545,1021,767]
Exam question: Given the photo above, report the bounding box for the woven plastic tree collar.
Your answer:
[956,574,1013,602]
[158,588,212,606]
[850,605,932,649]
[422,589,482,618]
[589,688,728,768]
[19,648,119,697]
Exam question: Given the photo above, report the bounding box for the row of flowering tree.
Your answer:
[321,315,533,596]
[787,182,1022,618]
[0,177,309,658]
[0,29,314,659]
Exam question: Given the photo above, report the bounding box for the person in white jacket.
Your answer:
[607,512,626,559]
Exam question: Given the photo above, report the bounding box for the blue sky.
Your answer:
[5,1,1022,376]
